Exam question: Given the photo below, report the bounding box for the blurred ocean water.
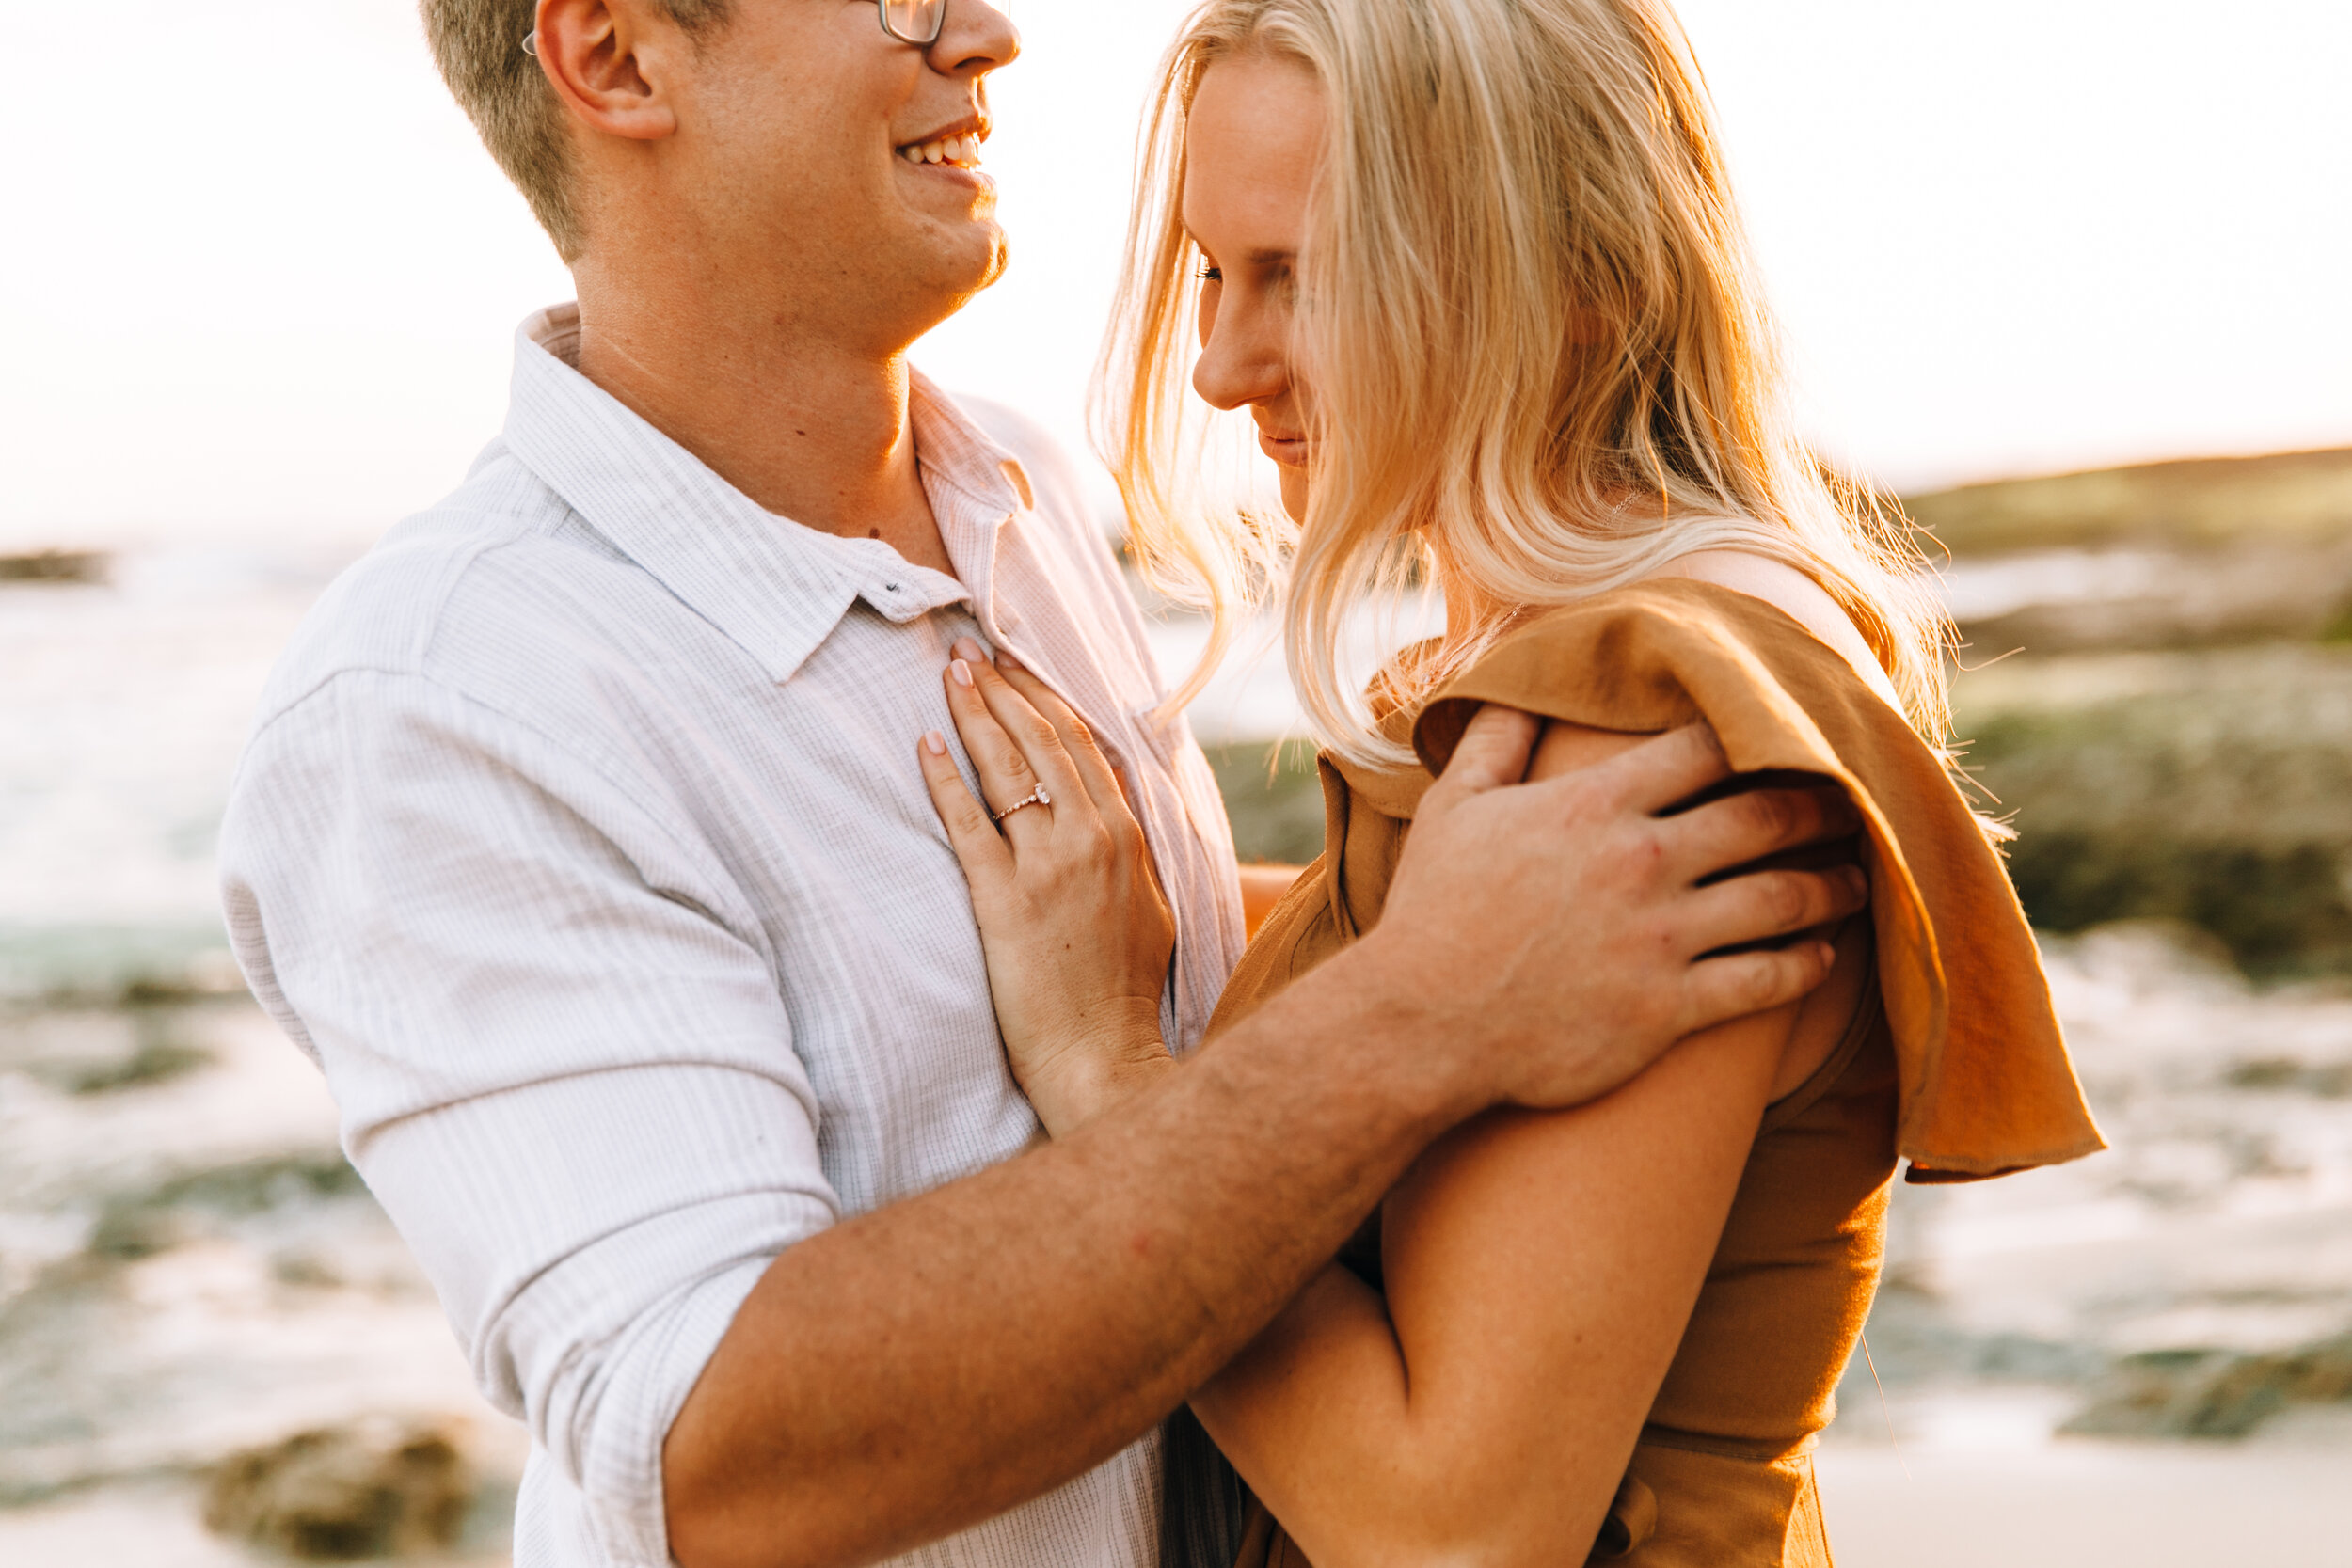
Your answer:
[0,546,358,996]
[4,539,2351,1564]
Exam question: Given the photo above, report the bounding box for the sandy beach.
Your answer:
[1817,1433,2352,1566]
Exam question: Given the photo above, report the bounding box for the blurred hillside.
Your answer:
[1913,447,2352,653]
[1916,448,2352,978]
[1215,447,2352,978]
[1910,447,2352,558]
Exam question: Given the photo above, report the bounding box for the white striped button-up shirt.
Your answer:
[219,306,1248,1567]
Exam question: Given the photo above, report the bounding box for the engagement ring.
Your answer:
[992,784,1051,822]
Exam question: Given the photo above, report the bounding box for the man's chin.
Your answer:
[972,228,1011,293]
[843,205,1010,337]
[918,216,1011,303]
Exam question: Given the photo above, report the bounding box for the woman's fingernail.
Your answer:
[996,649,1025,673]
[953,637,985,663]
[922,730,948,756]
[950,659,974,689]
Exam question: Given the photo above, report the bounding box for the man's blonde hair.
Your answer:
[1098,0,1956,765]
[421,0,731,261]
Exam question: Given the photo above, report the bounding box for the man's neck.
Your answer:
[567,261,956,577]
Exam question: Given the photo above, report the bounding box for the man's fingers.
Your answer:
[1426,705,1541,800]
[1666,784,1862,885]
[1680,864,1868,958]
[1676,939,1840,1037]
[1588,723,1732,815]
[915,732,1014,884]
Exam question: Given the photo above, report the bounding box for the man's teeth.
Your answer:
[898,133,982,166]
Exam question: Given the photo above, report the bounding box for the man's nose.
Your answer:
[930,0,1020,76]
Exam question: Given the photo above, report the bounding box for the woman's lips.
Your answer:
[1257,431,1309,467]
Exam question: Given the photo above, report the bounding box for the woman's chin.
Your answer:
[1279,468,1311,523]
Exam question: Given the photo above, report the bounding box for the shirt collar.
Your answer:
[501,303,1032,684]
[906,372,1037,641]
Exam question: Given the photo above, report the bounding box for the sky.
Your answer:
[4,0,2347,546]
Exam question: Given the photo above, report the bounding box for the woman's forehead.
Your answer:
[1182,55,1325,254]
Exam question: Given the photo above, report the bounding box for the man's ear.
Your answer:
[534,0,684,143]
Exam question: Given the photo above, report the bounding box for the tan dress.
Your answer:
[1202,579,2106,1567]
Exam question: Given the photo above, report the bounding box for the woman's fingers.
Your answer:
[1678,863,1868,958]
[941,657,1052,843]
[948,639,1089,828]
[990,650,1129,822]
[916,727,1014,885]
[991,651,1176,911]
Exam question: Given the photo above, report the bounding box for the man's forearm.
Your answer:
[662,936,1466,1568]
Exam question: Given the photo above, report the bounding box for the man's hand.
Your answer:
[1365,706,1865,1116]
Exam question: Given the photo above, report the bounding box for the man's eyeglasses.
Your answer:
[879,0,1012,48]
[877,0,950,46]
[525,3,1007,56]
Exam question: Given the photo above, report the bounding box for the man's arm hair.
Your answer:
[661,955,1463,1568]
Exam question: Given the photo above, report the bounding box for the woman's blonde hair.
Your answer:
[1096,0,1956,766]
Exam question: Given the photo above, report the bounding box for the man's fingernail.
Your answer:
[1842,865,1868,896]
[923,730,948,756]
[950,659,974,689]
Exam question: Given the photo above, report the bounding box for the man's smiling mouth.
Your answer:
[897,132,985,169]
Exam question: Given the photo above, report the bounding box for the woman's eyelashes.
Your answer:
[1196,263,1223,282]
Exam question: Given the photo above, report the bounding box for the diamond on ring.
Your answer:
[992,784,1052,823]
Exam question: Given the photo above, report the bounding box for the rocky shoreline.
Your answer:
[1928,446,2352,977]
[0,963,523,1562]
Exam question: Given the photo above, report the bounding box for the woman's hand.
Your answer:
[916,639,1178,1136]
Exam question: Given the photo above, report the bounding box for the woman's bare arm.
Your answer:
[1188,721,1853,1566]
[1239,863,1308,936]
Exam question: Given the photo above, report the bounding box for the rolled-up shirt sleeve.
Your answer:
[220,667,838,1566]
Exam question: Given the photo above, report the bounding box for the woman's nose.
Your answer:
[1193,317,1287,413]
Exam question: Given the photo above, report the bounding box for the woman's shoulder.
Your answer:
[1642,549,1904,711]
